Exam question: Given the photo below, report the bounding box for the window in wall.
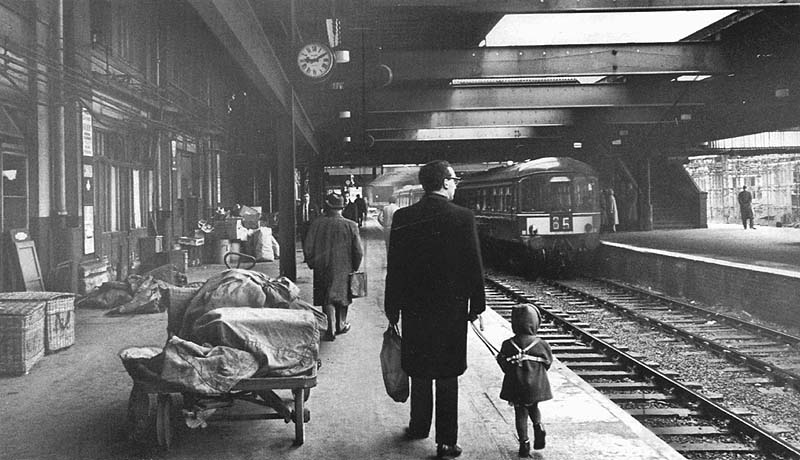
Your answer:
[93,130,152,233]
[1,148,27,231]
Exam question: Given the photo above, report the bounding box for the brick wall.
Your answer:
[588,243,800,328]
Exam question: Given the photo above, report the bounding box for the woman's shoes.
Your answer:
[533,423,546,450]
[519,439,531,457]
[337,322,351,334]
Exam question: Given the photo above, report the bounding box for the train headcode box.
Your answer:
[550,214,573,232]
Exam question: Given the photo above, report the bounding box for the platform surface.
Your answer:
[0,218,684,460]
[601,223,800,275]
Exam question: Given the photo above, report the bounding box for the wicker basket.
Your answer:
[165,286,200,337]
[0,292,76,353]
[0,301,45,375]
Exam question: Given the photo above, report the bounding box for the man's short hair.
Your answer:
[419,160,451,193]
[388,195,397,203]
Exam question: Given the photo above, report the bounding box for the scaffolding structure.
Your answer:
[685,154,800,225]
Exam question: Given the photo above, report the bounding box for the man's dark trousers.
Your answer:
[409,376,458,444]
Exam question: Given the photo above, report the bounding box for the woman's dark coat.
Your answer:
[303,213,363,307]
[384,194,486,378]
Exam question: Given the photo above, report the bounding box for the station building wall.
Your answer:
[0,0,274,292]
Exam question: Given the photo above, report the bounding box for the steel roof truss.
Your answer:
[377,43,730,81]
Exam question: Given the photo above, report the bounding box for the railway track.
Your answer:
[481,275,800,459]
[551,277,800,392]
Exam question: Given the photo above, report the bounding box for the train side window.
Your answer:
[519,177,546,212]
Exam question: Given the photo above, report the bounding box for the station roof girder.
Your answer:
[365,0,800,13]
[189,0,320,157]
[375,43,731,82]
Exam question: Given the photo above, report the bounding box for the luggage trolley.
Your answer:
[123,251,318,448]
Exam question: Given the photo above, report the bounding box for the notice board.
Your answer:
[4,228,43,291]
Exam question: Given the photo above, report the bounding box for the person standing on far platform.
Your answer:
[738,185,756,229]
[496,304,553,457]
[304,192,364,341]
[385,160,486,460]
[602,188,619,232]
[378,195,399,252]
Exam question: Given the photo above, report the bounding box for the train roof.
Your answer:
[460,157,596,185]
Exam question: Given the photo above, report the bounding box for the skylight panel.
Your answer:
[484,11,736,47]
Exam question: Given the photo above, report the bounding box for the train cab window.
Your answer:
[573,176,599,212]
[549,178,572,212]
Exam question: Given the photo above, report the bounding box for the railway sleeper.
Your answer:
[650,426,731,436]
[670,442,760,453]
[606,392,677,402]
[627,408,700,417]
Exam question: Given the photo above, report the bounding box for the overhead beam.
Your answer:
[376,43,730,81]
[368,83,707,112]
[367,107,703,130]
[370,126,566,142]
[189,0,320,154]
[367,0,800,13]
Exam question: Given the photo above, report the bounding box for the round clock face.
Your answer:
[297,42,334,79]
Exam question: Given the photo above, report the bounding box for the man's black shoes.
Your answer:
[404,427,428,440]
[436,443,462,459]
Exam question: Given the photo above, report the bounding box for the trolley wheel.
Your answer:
[223,251,257,270]
[155,393,175,449]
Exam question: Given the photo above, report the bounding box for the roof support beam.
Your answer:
[368,83,706,112]
[377,43,729,82]
[370,126,566,142]
[189,0,320,154]
[367,1,800,13]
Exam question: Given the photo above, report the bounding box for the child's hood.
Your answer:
[511,304,540,336]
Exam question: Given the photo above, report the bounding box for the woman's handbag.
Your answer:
[349,271,367,298]
[380,324,409,402]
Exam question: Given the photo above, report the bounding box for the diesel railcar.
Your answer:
[454,157,601,275]
[393,184,426,208]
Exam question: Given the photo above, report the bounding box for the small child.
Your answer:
[496,304,553,457]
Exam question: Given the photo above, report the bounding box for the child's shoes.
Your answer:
[533,423,546,450]
[518,439,531,457]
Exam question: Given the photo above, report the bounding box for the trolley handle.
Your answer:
[223,251,257,270]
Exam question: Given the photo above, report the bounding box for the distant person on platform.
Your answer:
[602,188,619,233]
[355,194,368,227]
[343,193,359,223]
[738,185,755,230]
[378,196,399,252]
[304,192,364,341]
[385,160,486,460]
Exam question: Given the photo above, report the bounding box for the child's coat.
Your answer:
[497,305,553,405]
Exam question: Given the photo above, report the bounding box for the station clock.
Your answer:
[296,42,334,80]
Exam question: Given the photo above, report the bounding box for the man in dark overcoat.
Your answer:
[384,160,486,459]
[304,192,363,341]
[738,185,755,229]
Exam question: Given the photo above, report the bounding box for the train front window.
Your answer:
[549,177,572,212]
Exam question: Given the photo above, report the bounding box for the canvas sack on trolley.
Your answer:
[120,269,320,449]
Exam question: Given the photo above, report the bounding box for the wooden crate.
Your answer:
[0,301,45,375]
[0,292,76,353]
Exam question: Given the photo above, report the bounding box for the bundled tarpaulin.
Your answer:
[177,269,327,339]
[159,336,260,394]
[191,307,319,377]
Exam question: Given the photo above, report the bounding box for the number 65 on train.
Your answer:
[453,157,601,275]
